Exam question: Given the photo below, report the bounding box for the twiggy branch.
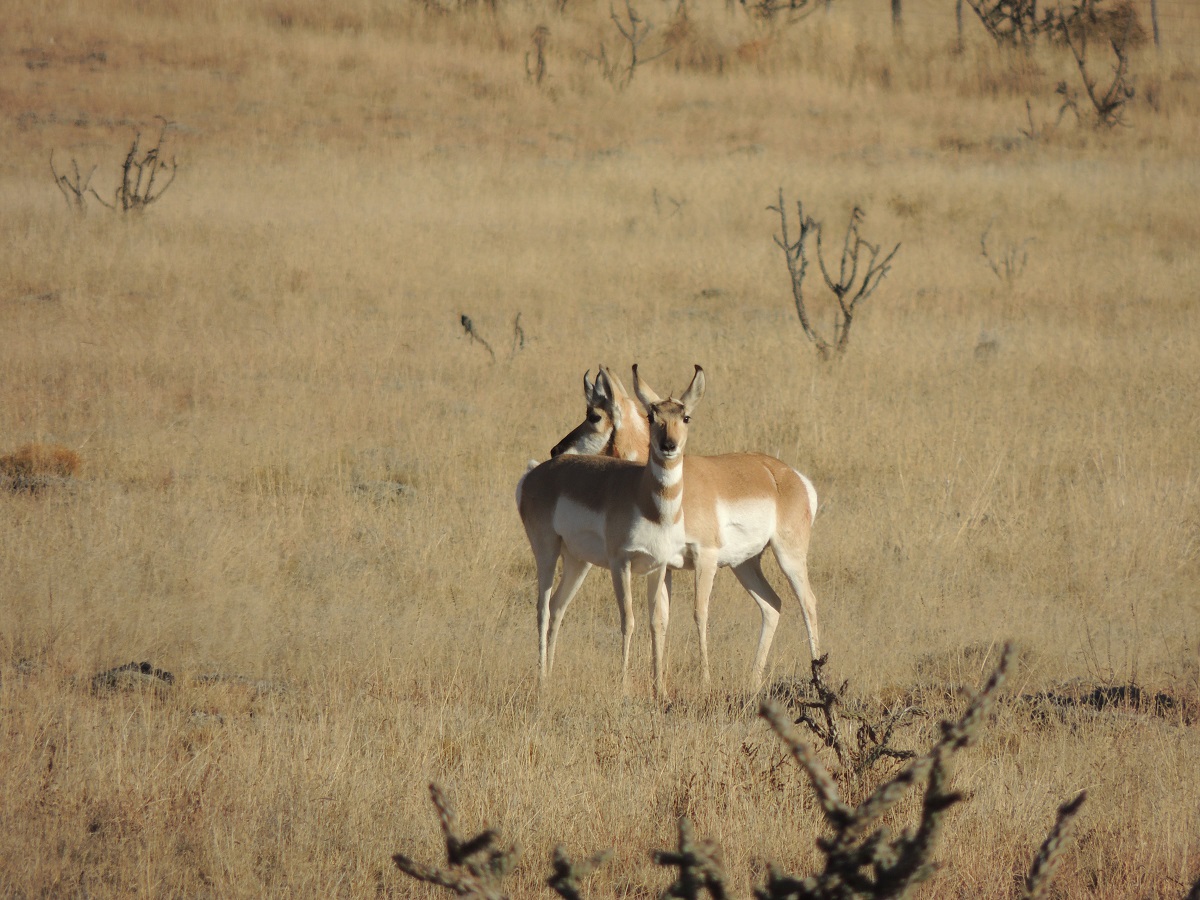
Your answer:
[391,784,520,899]
[511,312,527,357]
[814,207,901,354]
[771,190,900,360]
[769,189,831,359]
[115,118,178,211]
[980,221,1031,283]
[1059,16,1135,126]
[49,152,105,212]
[653,818,732,900]
[758,646,1014,897]
[1022,792,1087,900]
[591,0,672,87]
[460,314,497,362]
[548,846,614,900]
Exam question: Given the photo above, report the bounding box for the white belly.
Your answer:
[552,496,687,573]
[714,497,776,567]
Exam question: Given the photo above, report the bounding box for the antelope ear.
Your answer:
[583,369,599,406]
[600,364,631,402]
[632,364,662,412]
[679,365,706,414]
[593,366,615,407]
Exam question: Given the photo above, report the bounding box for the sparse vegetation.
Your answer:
[393,648,1102,898]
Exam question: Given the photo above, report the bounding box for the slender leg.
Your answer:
[535,543,562,681]
[731,556,784,691]
[773,545,819,661]
[610,562,636,694]
[646,565,670,700]
[691,551,718,683]
[658,569,673,679]
[545,553,593,676]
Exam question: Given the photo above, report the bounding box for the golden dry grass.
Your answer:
[2,0,1199,896]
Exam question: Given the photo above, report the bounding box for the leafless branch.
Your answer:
[812,205,901,355]
[391,783,520,899]
[49,151,107,213]
[460,314,496,361]
[114,118,179,212]
[590,0,672,87]
[769,189,832,359]
[1022,792,1087,899]
[1056,3,1136,127]
[980,221,1031,283]
[511,312,527,357]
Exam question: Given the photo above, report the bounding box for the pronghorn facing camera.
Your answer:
[516,365,705,698]
[552,365,820,691]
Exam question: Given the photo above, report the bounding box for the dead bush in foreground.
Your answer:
[391,645,1120,898]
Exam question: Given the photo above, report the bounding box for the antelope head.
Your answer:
[550,366,648,461]
[632,364,705,464]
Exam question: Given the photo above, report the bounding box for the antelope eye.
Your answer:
[683,415,691,424]
[586,410,601,424]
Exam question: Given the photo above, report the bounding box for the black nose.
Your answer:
[550,444,564,458]
[661,439,677,453]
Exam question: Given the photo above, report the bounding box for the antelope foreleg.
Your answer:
[692,551,719,683]
[647,566,670,700]
[611,562,636,695]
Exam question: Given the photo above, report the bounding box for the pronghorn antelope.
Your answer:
[551,365,820,690]
[516,365,706,698]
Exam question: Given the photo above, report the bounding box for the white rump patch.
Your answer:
[796,470,818,521]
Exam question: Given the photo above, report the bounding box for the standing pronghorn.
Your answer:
[516,365,706,698]
[550,365,820,690]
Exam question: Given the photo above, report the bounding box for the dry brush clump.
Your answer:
[391,646,1102,898]
[0,442,81,492]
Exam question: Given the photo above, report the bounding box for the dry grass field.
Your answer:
[2,0,1199,895]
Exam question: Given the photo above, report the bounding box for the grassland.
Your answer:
[2,0,1199,895]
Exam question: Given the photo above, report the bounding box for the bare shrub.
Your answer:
[49,154,101,213]
[392,783,521,898]
[1051,1,1138,127]
[770,190,901,361]
[980,221,1030,284]
[460,313,497,361]
[391,646,1095,899]
[739,0,821,26]
[526,25,550,86]
[772,654,922,784]
[587,0,673,88]
[51,119,178,214]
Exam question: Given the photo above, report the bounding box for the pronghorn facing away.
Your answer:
[552,365,820,690]
[516,365,706,698]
